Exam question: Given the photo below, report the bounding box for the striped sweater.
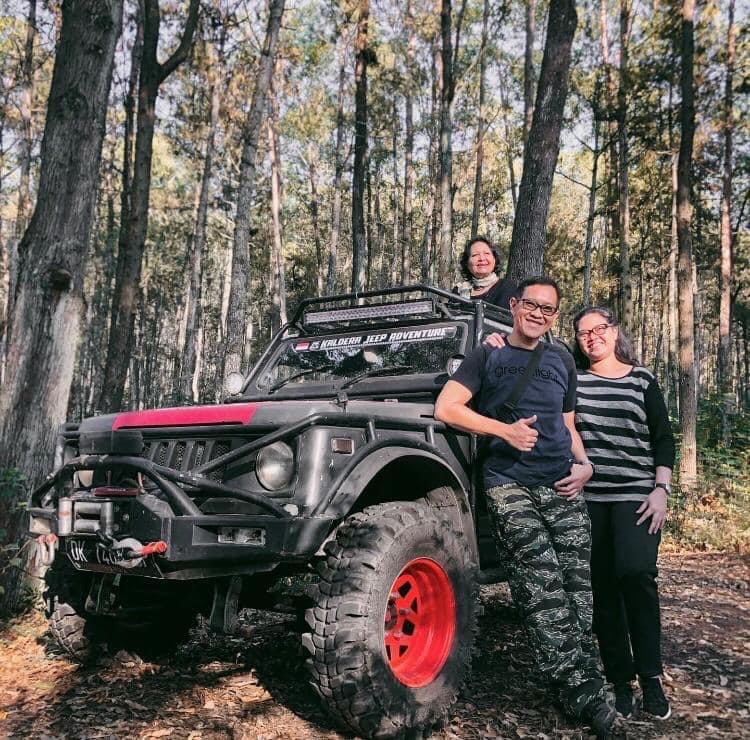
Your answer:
[575,366,676,503]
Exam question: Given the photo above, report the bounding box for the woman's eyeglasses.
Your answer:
[576,323,612,340]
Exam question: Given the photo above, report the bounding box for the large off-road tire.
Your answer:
[45,559,106,663]
[45,559,199,663]
[303,500,479,739]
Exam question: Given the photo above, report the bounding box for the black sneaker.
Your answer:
[613,681,635,718]
[582,697,617,738]
[641,676,672,719]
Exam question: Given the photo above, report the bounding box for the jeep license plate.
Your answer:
[65,539,160,576]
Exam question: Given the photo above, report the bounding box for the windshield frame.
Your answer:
[245,319,469,399]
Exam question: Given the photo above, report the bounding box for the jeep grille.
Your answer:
[144,439,231,481]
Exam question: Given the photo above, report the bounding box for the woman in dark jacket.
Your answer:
[453,236,516,309]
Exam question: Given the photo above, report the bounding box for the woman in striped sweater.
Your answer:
[571,306,675,722]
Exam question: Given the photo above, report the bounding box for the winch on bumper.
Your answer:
[27,427,331,580]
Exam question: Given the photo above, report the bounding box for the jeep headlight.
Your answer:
[255,442,295,490]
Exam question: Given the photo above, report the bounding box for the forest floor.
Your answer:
[0,551,748,740]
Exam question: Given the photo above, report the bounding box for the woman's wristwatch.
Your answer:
[572,458,595,474]
[654,482,671,494]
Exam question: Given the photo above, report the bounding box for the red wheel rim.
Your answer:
[383,557,456,687]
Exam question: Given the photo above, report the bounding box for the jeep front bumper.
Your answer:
[27,452,333,580]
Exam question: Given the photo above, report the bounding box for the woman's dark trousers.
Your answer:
[587,500,663,682]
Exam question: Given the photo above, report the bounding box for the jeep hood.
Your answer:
[76,398,436,434]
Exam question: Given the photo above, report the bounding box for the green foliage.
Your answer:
[668,400,750,553]
[0,468,25,513]
[0,468,28,605]
[0,468,26,561]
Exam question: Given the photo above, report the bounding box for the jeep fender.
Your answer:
[320,446,478,560]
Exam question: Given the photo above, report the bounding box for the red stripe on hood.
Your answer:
[113,404,260,429]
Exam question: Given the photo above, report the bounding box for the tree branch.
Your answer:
[451,0,469,90]
[555,168,591,191]
[158,0,201,84]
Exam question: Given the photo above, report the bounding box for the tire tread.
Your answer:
[304,498,478,738]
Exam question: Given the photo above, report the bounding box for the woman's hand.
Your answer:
[554,462,593,498]
[636,488,668,534]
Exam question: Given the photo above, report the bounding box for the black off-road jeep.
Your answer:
[28,285,516,738]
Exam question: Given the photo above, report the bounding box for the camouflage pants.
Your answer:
[486,483,606,716]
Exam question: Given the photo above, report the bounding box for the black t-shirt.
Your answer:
[451,341,577,488]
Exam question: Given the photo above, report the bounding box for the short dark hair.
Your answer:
[514,276,562,304]
[459,236,503,280]
[572,306,639,368]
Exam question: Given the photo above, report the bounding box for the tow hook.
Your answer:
[100,537,168,568]
[139,541,167,557]
[91,529,167,565]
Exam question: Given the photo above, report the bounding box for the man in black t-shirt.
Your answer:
[435,277,616,737]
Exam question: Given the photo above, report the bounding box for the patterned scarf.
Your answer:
[471,273,499,290]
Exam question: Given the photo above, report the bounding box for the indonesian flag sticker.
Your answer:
[295,341,311,351]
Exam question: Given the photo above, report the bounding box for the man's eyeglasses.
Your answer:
[576,323,612,340]
[517,298,559,317]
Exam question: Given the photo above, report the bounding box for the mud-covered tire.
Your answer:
[45,559,199,663]
[303,500,479,738]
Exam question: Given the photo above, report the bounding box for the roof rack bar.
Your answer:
[292,284,475,326]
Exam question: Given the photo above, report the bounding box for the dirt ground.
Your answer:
[0,551,748,739]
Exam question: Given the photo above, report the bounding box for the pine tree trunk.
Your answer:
[426,26,440,283]
[437,0,454,286]
[599,0,619,288]
[617,0,633,333]
[402,0,415,283]
[8,0,37,308]
[668,153,679,412]
[660,280,671,408]
[351,0,370,294]
[181,31,222,404]
[583,112,600,305]
[0,0,122,615]
[308,148,324,296]
[0,118,6,378]
[471,0,489,236]
[14,0,37,246]
[508,0,577,280]
[16,0,36,232]
[100,2,142,406]
[499,76,518,212]
[631,265,646,357]
[677,0,697,488]
[99,0,199,412]
[742,315,749,406]
[223,0,285,379]
[268,81,287,332]
[366,153,374,288]
[327,27,349,294]
[2,0,38,370]
[78,150,119,417]
[523,0,535,150]
[390,99,400,286]
[718,0,736,443]
[374,169,385,287]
